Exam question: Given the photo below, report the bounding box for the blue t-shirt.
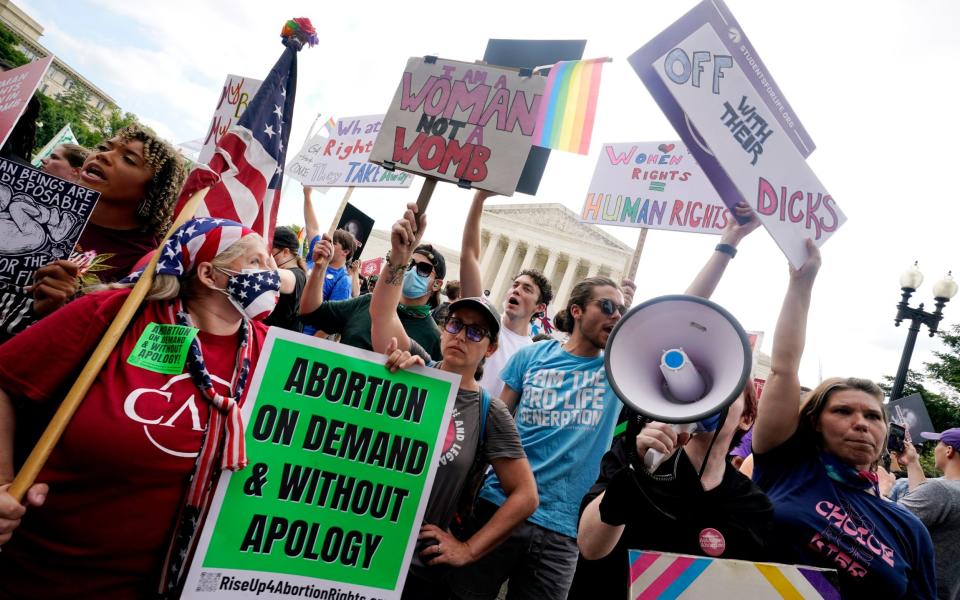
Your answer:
[306,235,321,270]
[479,339,620,538]
[322,265,351,302]
[753,430,936,599]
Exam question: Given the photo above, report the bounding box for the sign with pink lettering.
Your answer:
[629,0,843,268]
[0,56,52,149]
[287,115,413,188]
[199,74,263,165]
[580,141,728,235]
[369,57,546,196]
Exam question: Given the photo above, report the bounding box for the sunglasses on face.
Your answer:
[444,317,490,343]
[590,298,627,317]
[407,260,434,278]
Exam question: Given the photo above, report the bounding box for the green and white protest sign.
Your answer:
[31,123,79,168]
[182,329,459,599]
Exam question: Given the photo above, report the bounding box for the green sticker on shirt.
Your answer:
[126,323,199,375]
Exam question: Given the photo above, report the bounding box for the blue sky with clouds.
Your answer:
[16,0,960,388]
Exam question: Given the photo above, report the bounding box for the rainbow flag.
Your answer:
[322,116,337,136]
[532,58,608,155]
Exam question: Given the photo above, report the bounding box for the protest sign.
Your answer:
[287,115,414,188]
[629,550,839,599]
[580,141,729,235]
[369,57,546,196]
[483,39,586,195]
[887,393,936,445]
[360,257,383,278]
[0,157,99,288]
[198,74,263,165]
[336,202,374,260]
[31,123,79,167]
[182,329,459,600]
[0,56,52,150]
[629,0,843,268]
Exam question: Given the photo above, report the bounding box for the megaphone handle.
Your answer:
[642,423,697,472]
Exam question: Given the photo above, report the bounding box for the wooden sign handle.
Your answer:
[416,178,437,215]
[9,188,209,501]
[624,227,649,281]
[326,187,355,238]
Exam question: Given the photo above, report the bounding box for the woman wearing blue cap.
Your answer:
[370,202,537,600]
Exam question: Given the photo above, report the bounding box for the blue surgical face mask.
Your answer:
[402,267,430,299]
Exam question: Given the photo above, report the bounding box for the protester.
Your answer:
[370,202,537,600]
[570,204,767,599]
[459,190,562,400]
[0,218,277,598]
[751,240,935,599]
[299,226,445,359]
[263,225,307,332]
[447,274,624,600]
[432,279,461,325]
[896,429,960,600]
[302,185,322,269]
[0,123,187,342]
[348,258,361,298]
[38,143,89,182]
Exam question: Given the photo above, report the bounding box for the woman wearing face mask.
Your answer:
[751,241,935,599]
[370,203,538,600]
[0,218,280,599]
[263,226,308,332]
[0,124,187,342]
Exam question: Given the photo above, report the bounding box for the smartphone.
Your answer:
[888,423,906,453]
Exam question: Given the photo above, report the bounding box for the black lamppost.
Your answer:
[890,263,958,401]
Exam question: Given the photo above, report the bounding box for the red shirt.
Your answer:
[0,288,267,599]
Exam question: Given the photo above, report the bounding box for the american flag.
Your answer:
[226,270,281,321]
[174,37,302,244]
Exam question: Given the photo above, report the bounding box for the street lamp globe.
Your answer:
[933,271,958,300]
[899,261,924,291]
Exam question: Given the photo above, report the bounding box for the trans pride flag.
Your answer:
[532,58,608,155]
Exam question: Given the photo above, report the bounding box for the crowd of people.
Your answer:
[0,129,957,600]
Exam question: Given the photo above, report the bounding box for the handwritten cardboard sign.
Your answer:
[0,157,99,288]
[581,141,729,235]
[0,56,53,149]
[629,0,843,267]
[369,57,546,196]
[199,74,263,165]
[181,330,458,599]
[287,115,413,188]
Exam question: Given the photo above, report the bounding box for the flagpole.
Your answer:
[9,187,210,502]
[327,186,355,237]
[623,227,649,281]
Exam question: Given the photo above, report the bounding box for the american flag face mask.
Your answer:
[214,266,280,322]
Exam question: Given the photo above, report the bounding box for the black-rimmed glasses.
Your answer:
[444,317,490,342]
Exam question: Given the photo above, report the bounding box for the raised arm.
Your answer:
[299,235,334,315]
[752,239,821,454]
[460,189,494,298]
[685,202,759,298]
[370,202,426,354]
[303,186,320,245]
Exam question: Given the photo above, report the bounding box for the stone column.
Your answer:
[542,251,559,284]
[478,232,502,287]
[519,243,538,273]
[554,255,580,309]
[490,237,520,304]
[586,262,601,279]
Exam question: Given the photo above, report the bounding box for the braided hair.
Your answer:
[115,123,188,237]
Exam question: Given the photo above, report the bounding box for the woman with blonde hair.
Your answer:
[0,217,279,598]
[751,240,935,599]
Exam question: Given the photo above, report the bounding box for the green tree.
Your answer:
[0,23,29,68]
[926,324,960,399]
[34,88,141,153]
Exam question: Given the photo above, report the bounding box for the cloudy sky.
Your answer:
[18,0,960,392]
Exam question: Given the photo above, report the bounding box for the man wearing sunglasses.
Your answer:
[299,230,446,361]
[459,190,557,399]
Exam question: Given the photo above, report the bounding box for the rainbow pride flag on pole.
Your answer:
[532,58,609,155]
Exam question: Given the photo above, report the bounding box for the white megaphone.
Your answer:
[604,295,752,469]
